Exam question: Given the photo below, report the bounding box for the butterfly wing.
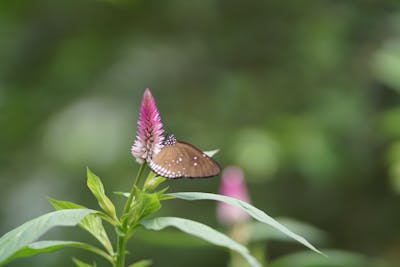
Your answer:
[149,141,221,179]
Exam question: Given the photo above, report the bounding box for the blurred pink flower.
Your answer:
[131,89,165,164]
[217,166,251,225]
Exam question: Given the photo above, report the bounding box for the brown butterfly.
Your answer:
[149,135,221,179]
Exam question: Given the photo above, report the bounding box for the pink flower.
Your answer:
[217,166,251,225]
[131,89,165,164]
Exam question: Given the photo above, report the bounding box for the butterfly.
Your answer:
[149,134,221,179]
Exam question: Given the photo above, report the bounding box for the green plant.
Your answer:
[0,89,321,267]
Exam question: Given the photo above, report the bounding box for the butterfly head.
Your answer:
[164,134,177,146]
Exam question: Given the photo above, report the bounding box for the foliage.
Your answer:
[0,168,320,267]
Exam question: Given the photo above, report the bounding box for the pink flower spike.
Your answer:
[131,89,165,164]
[217,166,251,226]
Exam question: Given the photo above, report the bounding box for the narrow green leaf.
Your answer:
[0,209,94,265]
[136,229,210,247]
[73,257,97,267]
[4,241,112,265]
[143,171,166,192]
[203,149,220,157]
[49,198,113,254]
[114,191,129,197]
[49,198,84,210]
[86,168,117,219]
[128,259,152,267]
[141,217,261,267]
[168,192,323,255]
[248,218,327,244]
[269,250,377,267]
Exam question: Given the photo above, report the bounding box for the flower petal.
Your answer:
[131,89,165,163]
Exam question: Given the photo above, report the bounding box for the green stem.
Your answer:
[116,235,126,267]
[123,163,146,217]
[134,162,147,187]
[115,163,147,267]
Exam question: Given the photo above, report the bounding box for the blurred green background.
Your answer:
[2,1,400,266]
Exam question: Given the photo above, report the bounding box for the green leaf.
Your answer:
[4,241,112,265]
[0,209,94,265]
[49,198,113,254]
[143,171,166,192]
[128,259,152,267]
[73,257,97,267]
[203,149,219,157]
[86,168,117,220]
[136,228,210,247]
[130,187,162,223]
[248,218,327,244]
[269,250,378,267]
[168,192,323,255]
[141,217,261,267]
[49,198,83,210]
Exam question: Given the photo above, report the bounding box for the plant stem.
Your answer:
[115,163,147,267]
[123,163,146,217]
[116,235,126,267]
